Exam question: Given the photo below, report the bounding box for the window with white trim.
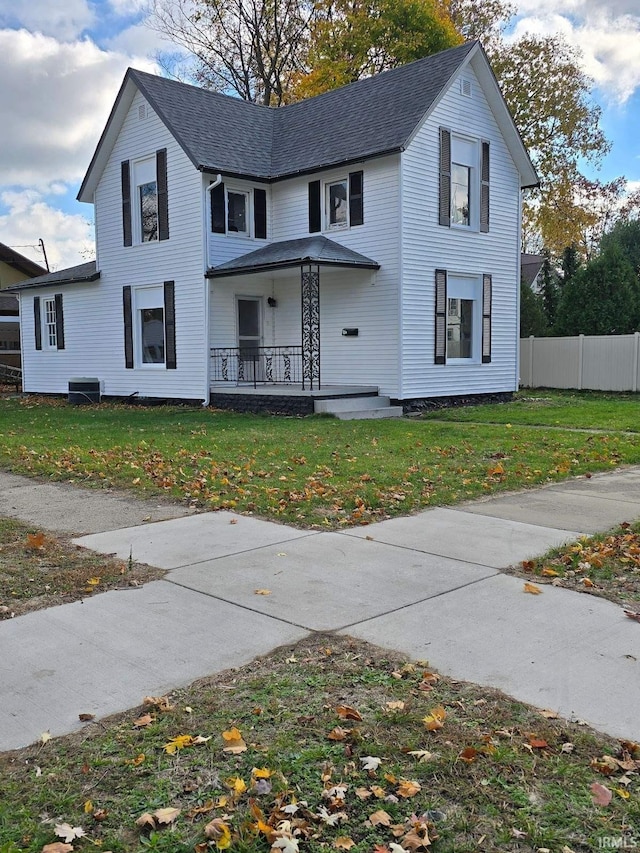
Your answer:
[134,158,158,243]
[446,276,480,361]
[326,179,348,229]
[136,286,165,365]
[227,190,249,234]
[43,297,58,349]
[450,137,477,229]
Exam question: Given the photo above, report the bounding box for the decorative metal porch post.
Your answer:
[301,263,320,390]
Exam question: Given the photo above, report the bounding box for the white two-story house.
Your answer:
[10,40,538,414]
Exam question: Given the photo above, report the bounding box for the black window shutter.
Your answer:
[482,273,492,363]
[480,141,490,233]
[349,171,364,226]
[157,148,169,241]
[308,180,321,233]
[123,286,133,369]
[164,280,176,370]
[435,269,447,364]
[211,182,226,233]
[34,297,42,351]
[121,160,132,246]
[54,293,65,350]
[254,188,267,239]
[439,128,451,228]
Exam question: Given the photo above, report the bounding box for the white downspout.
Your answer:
[203,174,223,406]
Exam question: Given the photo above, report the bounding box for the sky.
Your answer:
[0,0,639,272]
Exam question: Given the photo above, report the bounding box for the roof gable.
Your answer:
[78,41,537,201]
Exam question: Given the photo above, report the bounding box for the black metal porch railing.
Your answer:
[210,345,308,388]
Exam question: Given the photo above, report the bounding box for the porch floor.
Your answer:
[210,383,379,399]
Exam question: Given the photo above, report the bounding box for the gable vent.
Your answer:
[138,103,148,120]
[461,79,472,97]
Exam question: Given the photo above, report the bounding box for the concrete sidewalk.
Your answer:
[2,468,640,751]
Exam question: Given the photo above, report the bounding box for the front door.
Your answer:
[237,297,262,383]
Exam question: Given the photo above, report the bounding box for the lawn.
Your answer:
[0,517,163,618]
[420,389,640,432]
[0,393,639,529]
[1,634,639,853]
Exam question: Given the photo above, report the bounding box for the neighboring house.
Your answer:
[0,243,46,370]
[521,253,545,290]
[9,41,538,413]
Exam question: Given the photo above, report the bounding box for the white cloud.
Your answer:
[0,28,157,188]
[104,18,169,57]
[0,189,94,270]
[0,0,94,41]
[108,0,149,15]
[511,3,640,104]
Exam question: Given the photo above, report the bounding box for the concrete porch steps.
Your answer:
[314,394,404,420]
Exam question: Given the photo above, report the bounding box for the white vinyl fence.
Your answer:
[520,333,640,391]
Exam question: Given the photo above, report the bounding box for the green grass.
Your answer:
[420,389,640,431]
[1,635,638,852]
[1,395,639,528]
[505,520,640,607]
[0,517,163,618]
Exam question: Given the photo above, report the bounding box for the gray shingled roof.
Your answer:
[6,261,100,291]
[207,236,379,277]
[126,41,477,182]
[521,253,545,287]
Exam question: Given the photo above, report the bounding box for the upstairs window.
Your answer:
[439,128,489,232]
[139,179,158,242]
[227,190,248,233]
[327,180,348,228]
[309,171,364,233]
[121,149,169,246]
[211,183,267,239]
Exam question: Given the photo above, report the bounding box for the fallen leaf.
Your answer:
[407,750,433,762]
[163,734,194,754]
[136,812,156,829]
[397,779,421,798]
[360,756,383,771]
[42,844,74,853]
[336,704,363,721]
[523,582,542,595]
[386,701,406,711]
[222,726,247,753]
[133,714,154,728]
[143,695,173,711]
[334,838,356,850]
[591,782,612,806]
[55,823,86,843]
[93,808,109,821]
[539,709,558,719]
[422,706,446,731]
[40,731,51,744]
[616,788,630,799]
[254,589,272,596]
[205,818,232,849]
[528,736,548,749]
[370,784,386,798]
[623,608,640,623]
[84,800,93,813]
[541,567,559,577]
[591,755,619,775]
[154,806,181,824]
[272,837,300,853]
[355,787,373,799]
[26,531,46,550]
[227,776,247,795]
[327,726,350,741]
[459,747,478,763]
[369,809,392,826]
[78,713,95,722]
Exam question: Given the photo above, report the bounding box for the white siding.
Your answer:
[210,156,402,394]
[400,63,521,399]
[23,91,207,400]
[205,176,271,267]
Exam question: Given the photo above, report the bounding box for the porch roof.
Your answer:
[206,236,380,279]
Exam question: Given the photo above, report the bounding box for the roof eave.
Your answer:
[6,270,101,292]
[206,257,380,278]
